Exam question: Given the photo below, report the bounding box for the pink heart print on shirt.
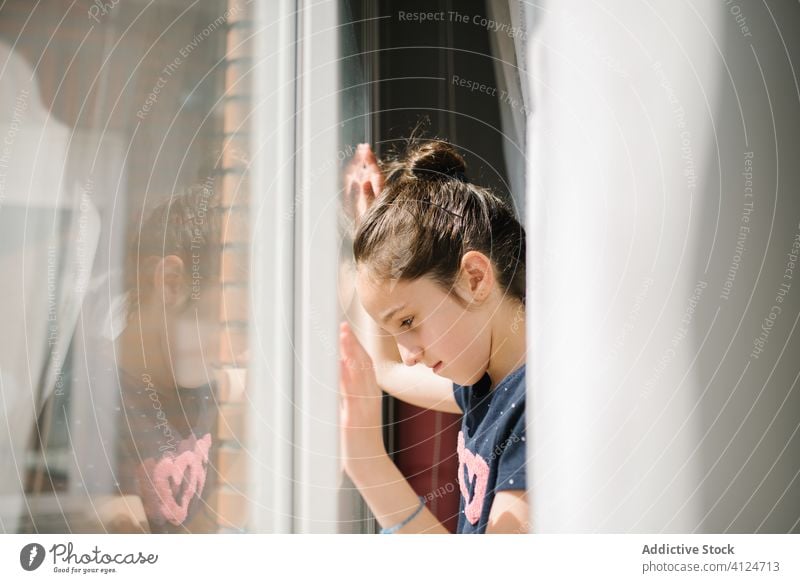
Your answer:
[137,433,212,526]
[457,431,490,525]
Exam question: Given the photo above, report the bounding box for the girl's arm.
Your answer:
[486,490,530,534]
[346,449,449,534]
[340,321,449,533]
[351,298,460,414]
[363,317,462,414]
[378,362,462,414]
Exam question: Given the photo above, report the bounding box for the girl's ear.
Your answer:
[459,250,494,303]
[152,255,188,308]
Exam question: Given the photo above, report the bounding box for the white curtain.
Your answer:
[487,0,534,214]
[527,1,799,532]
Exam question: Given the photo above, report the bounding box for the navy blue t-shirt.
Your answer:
[452,364,527,534]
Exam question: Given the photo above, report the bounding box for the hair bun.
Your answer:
[406,140,467,181]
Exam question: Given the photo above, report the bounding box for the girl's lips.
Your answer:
[432,361,443,373]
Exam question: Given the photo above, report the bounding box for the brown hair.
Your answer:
[126,182,223,314]
[354,140,525,306]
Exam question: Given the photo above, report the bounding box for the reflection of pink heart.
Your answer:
[138,433,212,526]
[457,431,489,525]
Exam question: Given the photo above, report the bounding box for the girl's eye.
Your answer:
[400,317,414,330]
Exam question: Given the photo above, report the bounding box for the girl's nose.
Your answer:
[397,343,422,367]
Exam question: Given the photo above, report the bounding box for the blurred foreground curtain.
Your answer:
[528,0,799,532]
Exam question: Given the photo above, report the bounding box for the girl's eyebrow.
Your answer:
[380,303,407,324]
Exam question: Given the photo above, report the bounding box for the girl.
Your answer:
[340,140,528,534]
[104,185,225,533]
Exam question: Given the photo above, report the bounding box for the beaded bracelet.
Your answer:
[379,496,426,534]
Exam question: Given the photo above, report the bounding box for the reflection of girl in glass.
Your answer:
[111,185,224,533]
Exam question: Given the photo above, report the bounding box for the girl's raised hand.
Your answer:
[339,321,386,477]
[343,143,384,226]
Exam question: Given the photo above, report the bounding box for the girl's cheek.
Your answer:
[419,327,445,357]
[169,317,220,387]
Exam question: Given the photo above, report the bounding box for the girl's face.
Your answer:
[356,268,493,387]
[165,287,221,388]
[141,255,222,388]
